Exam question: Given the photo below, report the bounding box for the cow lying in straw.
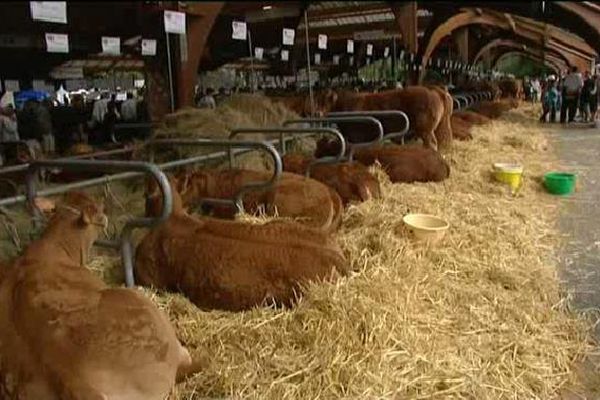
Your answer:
[0,192,192,400]
[281,153,381,206]
[136,176,348,312]
[173,168,344,232]
[315,140,450,184]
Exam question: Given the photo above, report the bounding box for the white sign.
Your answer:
[437,59,441,67]
[5,80,20,92]
[232,21,247,40]
[281,49,289,61]
[314,53,321,65]
[384,47,389,57]
[347,39,354,54]
[30,2,67,24]
[366,43,373,56]
[349,56,354,66]
[45,33,68,53]
[141,39,157,56]
[282,28,295,46]
[410,53,415,63]
[101,36,120,55]
[134,79,145,88]
[50,66,84,80]
[318,34,327,50]
[254,47,264,60]
[333,55,340,65]
[164,10,186,35]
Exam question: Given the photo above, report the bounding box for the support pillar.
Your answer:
[175,2,223,109]
[392,1,418,85]
[453,27,469,63]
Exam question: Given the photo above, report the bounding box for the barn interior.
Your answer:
[0,1,600,398]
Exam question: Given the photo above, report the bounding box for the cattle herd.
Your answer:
[0,78,523,398]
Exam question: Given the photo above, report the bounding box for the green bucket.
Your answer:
[543,172,576,196]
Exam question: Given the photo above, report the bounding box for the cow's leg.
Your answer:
[422,131,438,152]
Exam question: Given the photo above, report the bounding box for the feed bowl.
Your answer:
[402,214,449,244]
[543,172,576,196]
[493,163,523,188]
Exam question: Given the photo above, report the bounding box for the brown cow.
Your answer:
[469,101,511,119]
[453,110,491,125]
[136,177,348,312]
[425,85,454,149]
[497,79,524,99]
[312,87,445,151]
[173,168,344,233]
[268,95,311,116]
[315,140,450,184]
[0,191,192,399]
[282,153,381,206]
[450,115,474,141]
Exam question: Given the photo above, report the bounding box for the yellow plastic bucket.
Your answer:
[492,163,523,191]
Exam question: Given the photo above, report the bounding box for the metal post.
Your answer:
[304,10,315,117]
[165,31,175,112]
[248,30,256,93]
[392,36,397,81]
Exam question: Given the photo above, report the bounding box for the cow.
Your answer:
[0,191,193,399]
[450,115,474,141]
[315,140,450,184]
[311,87,446,151]
[268,95,311,117]
[497,79,524,99]
[136,176,348,312]
[173,168,344,233]
[425,85,454,149]
[469,101,510,119]
[282,153,382,206]
[453,110,491,125]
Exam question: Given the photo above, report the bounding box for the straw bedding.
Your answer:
[0,102,595,398]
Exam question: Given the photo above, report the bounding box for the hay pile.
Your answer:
[0,103,594,398]
[152,94,312,172]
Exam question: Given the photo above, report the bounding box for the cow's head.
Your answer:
[47,191,108,265]
[145,174,184,218]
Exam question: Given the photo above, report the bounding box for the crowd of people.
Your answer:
[536,67,600,124]
[0,89,150,165]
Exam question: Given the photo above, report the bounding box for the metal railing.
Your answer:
[283,116,384,161]
[147,138,282,214]
[229,127,346,177]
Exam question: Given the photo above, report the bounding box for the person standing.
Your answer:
[120,92,138,122]
[580,71,595,122]
[540,78,559,123]
[561,66,584,124]
[196,88,216,109]
[531,77,542,104]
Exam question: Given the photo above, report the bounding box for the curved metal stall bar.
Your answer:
[13,159,171,289]
[283,116,384,161]
[452,97,462,111]
[325,111,410,142]
[229,128,346,177]
[455,95,470,109]
[148,138,282,214]
[466,94,477,105]
[0,145,139,177]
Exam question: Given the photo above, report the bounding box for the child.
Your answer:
[540,80,559,123]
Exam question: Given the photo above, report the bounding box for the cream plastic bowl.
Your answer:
[402,213,450,244]
[492,163,523,174]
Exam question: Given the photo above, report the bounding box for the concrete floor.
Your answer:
[553,125,600,338]
[552,124,600,400]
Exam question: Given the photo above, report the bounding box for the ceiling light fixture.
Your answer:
[263,5,272,10]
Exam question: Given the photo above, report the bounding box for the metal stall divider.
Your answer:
[228,127,346,178]
[454,95,470,109]
[325,110,410,143]
[283,116,384,162]
[0,159,173,289]
[147,138,282,215]
[452,97,462,111]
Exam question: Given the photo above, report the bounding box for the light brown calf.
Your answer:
[282,153,381,206]
[173,168,344,232]
[136,178,348,312]
[0,192,192,400]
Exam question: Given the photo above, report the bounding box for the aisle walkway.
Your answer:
[547,125,600,399]
[553,125,600,339]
